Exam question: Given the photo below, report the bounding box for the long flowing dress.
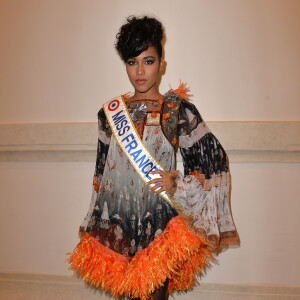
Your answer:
[66,84,240,299]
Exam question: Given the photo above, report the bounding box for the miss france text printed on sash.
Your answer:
[105,98,162,183]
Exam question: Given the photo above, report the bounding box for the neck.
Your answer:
[130,89,163,101]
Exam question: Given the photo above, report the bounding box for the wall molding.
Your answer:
[0,122,299,162]
[0,272,299,300]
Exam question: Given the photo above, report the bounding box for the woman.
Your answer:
[66,16,239,300]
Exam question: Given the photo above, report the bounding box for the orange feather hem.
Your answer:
[66,216,216,299]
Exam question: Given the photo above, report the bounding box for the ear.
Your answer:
[159,58,165,72]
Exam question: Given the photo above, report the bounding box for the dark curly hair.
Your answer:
[115,16,163,62]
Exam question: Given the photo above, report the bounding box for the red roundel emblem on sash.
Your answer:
[108,99,120,111]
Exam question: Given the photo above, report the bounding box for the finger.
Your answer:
[149,182,165,192]
[149,182,165,190]
[155,186,167,194]
[150,170,165,176]
[146,178,163,185]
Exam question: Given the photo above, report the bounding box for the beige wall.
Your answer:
[0,0,299,294]
[1,0,299,122]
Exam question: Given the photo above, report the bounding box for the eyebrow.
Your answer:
[128,56,155,60]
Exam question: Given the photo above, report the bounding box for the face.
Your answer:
[126,45,164,97]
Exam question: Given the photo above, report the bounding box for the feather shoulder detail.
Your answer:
[172,81,190,100]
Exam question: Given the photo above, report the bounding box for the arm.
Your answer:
[149,100,239,251]
[175,100,239,250]
[78,108,111,238]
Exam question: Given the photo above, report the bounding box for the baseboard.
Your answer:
[0,272,299,300]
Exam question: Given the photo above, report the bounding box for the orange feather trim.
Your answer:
[66,216,215,299]
[173,81,190,100]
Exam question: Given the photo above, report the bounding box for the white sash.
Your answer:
[103,96,173,207]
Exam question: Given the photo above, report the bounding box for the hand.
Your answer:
[146,170,179,197]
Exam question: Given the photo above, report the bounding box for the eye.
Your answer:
[127,60,136,66]
[145,60,155,65]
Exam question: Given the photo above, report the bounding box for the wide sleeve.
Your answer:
[172,100,240,251]
[79,108,111,230]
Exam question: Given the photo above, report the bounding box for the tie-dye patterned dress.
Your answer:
[66,86,240,299]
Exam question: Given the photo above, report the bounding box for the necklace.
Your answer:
[122,94,164,104]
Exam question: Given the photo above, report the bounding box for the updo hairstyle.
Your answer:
[115,16,163,62]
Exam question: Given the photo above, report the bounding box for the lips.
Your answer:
[136,79,146,85]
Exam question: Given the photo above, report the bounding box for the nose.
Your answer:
[137,63,145,75]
